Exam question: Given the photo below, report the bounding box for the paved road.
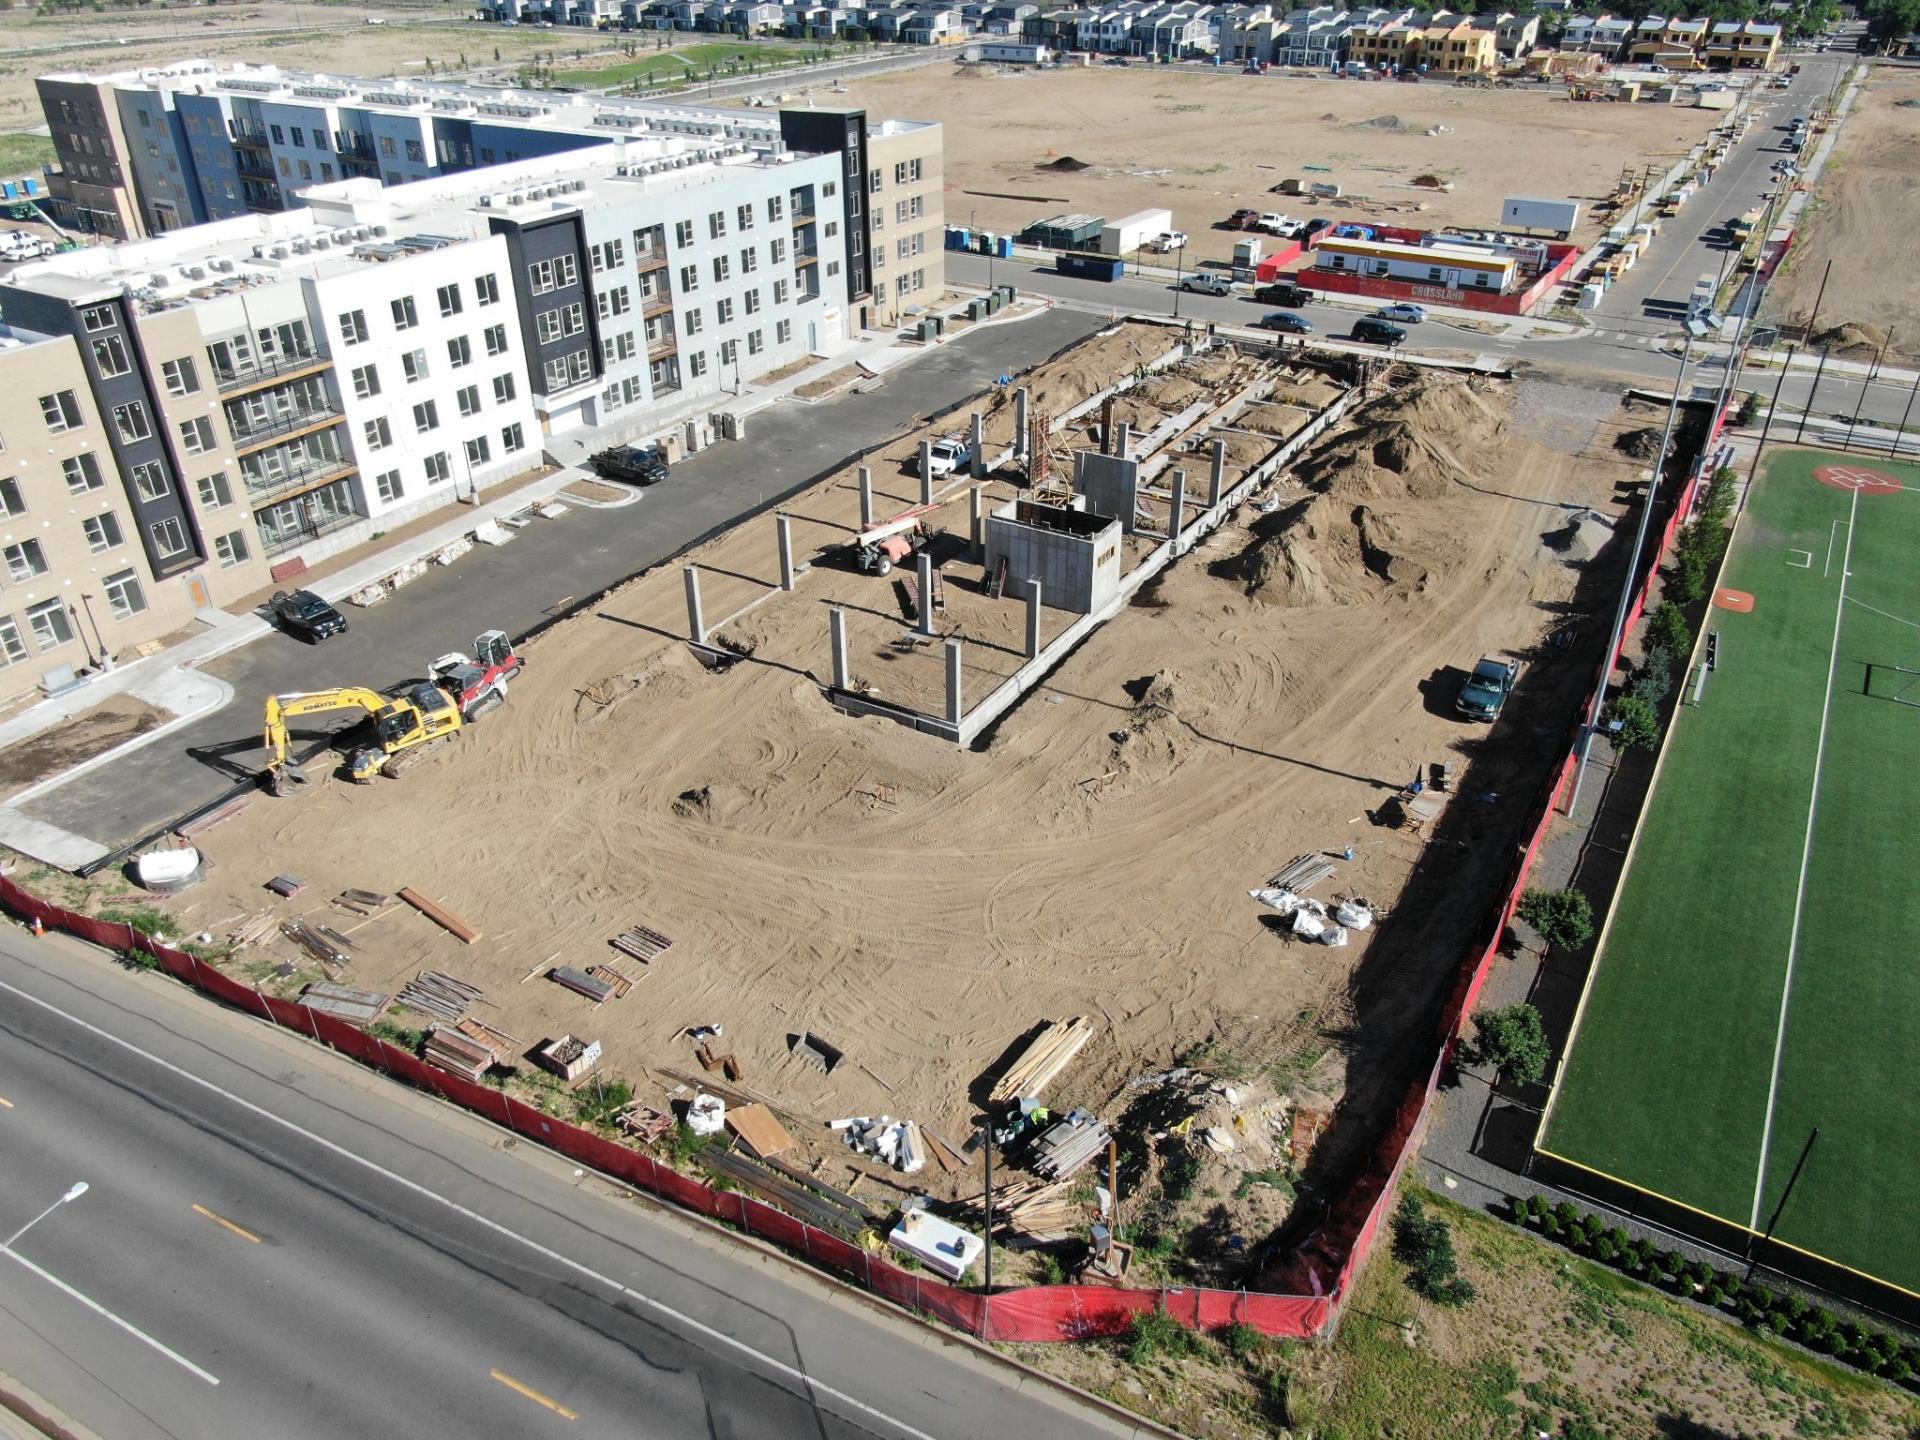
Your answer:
[26,307,1102,853]
[0,928,1143,1440]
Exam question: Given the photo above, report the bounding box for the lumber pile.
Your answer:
[281,919,356,974]
[399,887,480,944]
[946,1179,1084,1240]
[1268,853,1336,894]
[299,981,390,1026]
[586,962,638,999]
[1030,1113,1111,1181]
[725,1102,797,1160]
[550,966,616,1006]
[423,1025,495,1081]
[615,1104,674,1144]
[701,1147,875,1238]
[608,922,673,965]
[989,1017,1094,1103]
[227,913,279,952]
[334,888,392,917]
[397,970,488,1024]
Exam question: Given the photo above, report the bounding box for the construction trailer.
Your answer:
[1021,212,1105,250]
[1098,208,1174,256]
[1312,235,1519,293]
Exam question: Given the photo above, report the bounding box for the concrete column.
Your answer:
[969,412,985,479]
[919,440,935,506]
[1116,421,1132,460]
[917,552,936,637]
[858,465,874,531]
[683,566,706,645]
[1014,387,1030,462]
[945,638,964,727]
[1026,579,1043,659]
[1101,395,1116,455]
[1210,438,1226,508]
[776,512,795,592]
[1170,469,1187,543]
[830,607,849,690]
[969,484,984,563]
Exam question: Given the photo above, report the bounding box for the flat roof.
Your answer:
[1316,235,1515,271]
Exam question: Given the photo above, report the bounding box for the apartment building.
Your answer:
[1704,19,1781,68]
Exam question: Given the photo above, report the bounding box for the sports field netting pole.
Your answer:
[1794,346,1832,445]
[1743,344,1799,509]
[1890,368,1920,460]
[1567,340,1694,819]
[1842,328,1892,452]
[1745,1126,1819,1283]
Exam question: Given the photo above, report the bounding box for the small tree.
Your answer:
[1517,887,1594,951]
[1631,643,1674,707]
[1467,1003,1551,1086]
[1392,1193,1476,1307]
[1605,694,1661,751]
[1735,391,1760,427]
[1647,600,1692,663]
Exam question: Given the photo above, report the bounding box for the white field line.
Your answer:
[1752,482,1859,1230]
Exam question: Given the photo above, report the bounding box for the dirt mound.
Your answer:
[1811,320,1889,359]
[1137,375,1209,410]
[673,785,715,819]
[1411,173,1445,188]
[1042,155,1090,171]
[1614,426,1664,461]
[1361,114,1406,131]
[1293,373,1508,503]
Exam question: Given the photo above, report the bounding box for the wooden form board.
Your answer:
[400,887,481,944]
[725,1102,797,1160]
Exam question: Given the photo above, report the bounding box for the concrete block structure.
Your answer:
[983,498,1121,615]
[1074,450,1141,534]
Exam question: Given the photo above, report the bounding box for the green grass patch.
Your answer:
[1543,449,1920,1293]
[0,132,54,179]
[555,42,815,88]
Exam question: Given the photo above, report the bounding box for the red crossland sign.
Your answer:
[1814,465,1904,495]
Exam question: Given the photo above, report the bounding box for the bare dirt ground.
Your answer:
[1765,67,1920,363]
[0,695,167,801]
[158,325,1636,1279]
[810,64,1722,264]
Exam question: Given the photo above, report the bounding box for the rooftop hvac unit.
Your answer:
[148,272,170,288]
[510,192,526,205]
[370,224,388,236]
[478,194,496,208]
[271,245,290,259]
[571,178,587,192]
[210,257,236,272]
[310,234,330,249]
[291,239,311,254]
[182,265,206,280]
[252,244,268,259]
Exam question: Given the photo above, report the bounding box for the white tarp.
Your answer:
[686,1093,726,1135]
[1250,887,1301,915]
[1336,899,1375,930]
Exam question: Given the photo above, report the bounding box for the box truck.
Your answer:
[1500,195,1582,239]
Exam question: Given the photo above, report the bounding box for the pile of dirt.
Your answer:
[1041,155,1090,171]
[1294,373,1508,503]
[1136,374,1209,410]
[1411,173,1445,188]
[1360,114,1406,131]
[1810,319,1890,359]
[1614,426,1664,461]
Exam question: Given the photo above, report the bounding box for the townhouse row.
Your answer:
[0,103,943,706]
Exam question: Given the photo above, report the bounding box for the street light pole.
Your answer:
[1,1183,88,1254]
[1172,243,1187,319]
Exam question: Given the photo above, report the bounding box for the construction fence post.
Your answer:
[829,607,849,690]
[683,566,706,645]
[858,464,874,530]
[776,512,795,592]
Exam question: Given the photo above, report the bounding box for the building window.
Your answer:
[25,598,73,649]
[741,247,759,275]
[685,308,703,336]
[0,477,22,519]
[0,616,24,667]
[412,400,440,433]
[196,471,232,509]
[532,262,558,296]
[3,539,46,581]
[674,219,695,247]
[767,195,784,222]
[340,310,369,344]
[747,330,764,356]
[597,287,631,320]
[484,324,508,357]
[364,417,392,451]
[162,357,200,396]
[150,517,188,558]
[590,238,625,272]
[713,255,731,284]
[776,318,792,345]
[536,310,563,344]
[555,254,577,288]
[465,435,491,468]
[719,338,738,367]
[40,391,82,434]
[501,422,524,453]
[773,279,789,305]
[130,462,169,501]
[81,304,115,333]
[351,364,380,399]
[402,349,428,383]
[678,264,699,292]
[456,385,481,418]
[487,370,516,405]
[436,283,463,318]
[90,335,131,377]
[423,451,451,486]
[112,401,152,443]
[214,529,249,568]
[64,453,104,494]
[375,469,404,503]
[391,296,418,330]
[708,210,727,239]
[690,352,708,378]
[771,237,786,264]
[476,273,500,306]
[744,289,761,316]
[82,512,122,552]
[179,416,216,455]
[824,181,837,197]
[716,297,734,325]
[561,304,585,337]
[103,569,147,620]
[448,336,472,368]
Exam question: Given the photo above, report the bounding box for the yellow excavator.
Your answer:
[261,683,464,796]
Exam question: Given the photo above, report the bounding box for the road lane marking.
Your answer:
[192,1204,261,1245]
[0,1249,219,1386]
[490,1369,580,1421]
[0,976,940,1440]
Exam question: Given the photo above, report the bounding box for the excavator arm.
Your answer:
[262,687,395,788]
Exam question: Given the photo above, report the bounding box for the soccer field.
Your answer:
[1540,448,1920,1298]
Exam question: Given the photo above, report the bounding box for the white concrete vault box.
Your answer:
[983,498,1123,616]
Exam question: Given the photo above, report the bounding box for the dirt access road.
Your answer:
[812,63,1722,264]
[1765,66,1920,363]
[171,327,1638,1257]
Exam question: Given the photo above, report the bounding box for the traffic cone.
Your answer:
[29,915,44,938]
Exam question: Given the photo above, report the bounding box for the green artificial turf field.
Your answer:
[1541,448,1920,1296]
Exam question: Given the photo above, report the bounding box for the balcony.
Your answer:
[214,349,331,396]
[235,151,277,181]
[794,246,819,267]
[231,127,270,150]
[640,287,674,318]
[260,500,364,559]
[646,333,678,361]
[635,242,669,272]
[241,454,357,507]
[791,205,817,226]
[226,403,344,454]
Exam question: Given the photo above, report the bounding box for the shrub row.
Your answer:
[1509,1195,1919,1388]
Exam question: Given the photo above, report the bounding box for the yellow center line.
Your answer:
[489,1369,580,1422]
[191,1204,262,1245]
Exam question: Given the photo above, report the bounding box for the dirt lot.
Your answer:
[807,64,1722,264]
[0,695,168,802]
[1765,67,1920,362]
[159,324,1637,1275]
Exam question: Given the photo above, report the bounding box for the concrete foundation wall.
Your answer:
[983,500,1121,614]
[1075,451,1140,534]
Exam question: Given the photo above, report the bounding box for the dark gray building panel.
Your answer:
[489,212,599,397]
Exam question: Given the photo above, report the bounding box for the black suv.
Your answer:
[270,588,348,642]
[588,444,670,486]
[1253,281,1310,306]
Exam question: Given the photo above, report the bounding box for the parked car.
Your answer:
[589,443,669,485]
[1224,208,1262,231]
[1456,654,1520,721]
[270,588,349,643]
[1178,272,1234,296]
[914,436,973,478]
[1143,230,1188,252]
[1256,212,1294,235]
[1257,312,1314,335]
[1372,303,1426,324]
[1300,217,1334,240]
[1351,317,1407,345]
[1254,281,1310,306]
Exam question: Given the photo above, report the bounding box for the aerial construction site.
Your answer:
[170,319,1643,1285]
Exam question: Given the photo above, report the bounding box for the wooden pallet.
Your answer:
[608,923,673,965]
[586,962,638,999]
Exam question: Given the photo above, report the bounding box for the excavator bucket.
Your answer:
[267,763,308,798]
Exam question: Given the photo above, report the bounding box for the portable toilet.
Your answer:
[995,235,1013,259]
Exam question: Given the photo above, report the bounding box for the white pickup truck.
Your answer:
[1143,231,1188,252]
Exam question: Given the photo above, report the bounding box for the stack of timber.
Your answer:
[299,981,390,1026]
[701,1147,878,1238]
[614,1104,674,1143]
[550,966,616,1006]
[1268,853,1335,894]
[399,887,480,944]
[945,1179,1084,1240]
[397,970,488,1024]
[989,1017,1095,1103]
[608,923,674,965]
[281,920,355,974]
[1030,1114,1110,1181]
[423,1025,496,1080]
[334,888,391,917]
[227,913,279,952]
[586,962,638,999]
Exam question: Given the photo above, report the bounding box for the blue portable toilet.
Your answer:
[995,235,1014,259]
